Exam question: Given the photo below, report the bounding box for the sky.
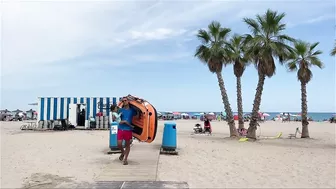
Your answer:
[0,0,335,113]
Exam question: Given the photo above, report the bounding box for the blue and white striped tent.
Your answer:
[37,97,118,121]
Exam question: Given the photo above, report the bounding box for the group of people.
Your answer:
[194,115,213,134]
[281,112,291,122]
[109,97,139,165]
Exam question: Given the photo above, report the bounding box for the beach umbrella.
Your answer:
[221,112,226,116]
[208,112,215,115]
[0,109,10,113]
[181,113,188,116]
[193,113,200,116]
[173,112,180,115]
[263,113,270,117]
[200,112,204,115]
[12,109,23,113]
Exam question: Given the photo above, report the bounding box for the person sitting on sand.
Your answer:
[238,128,247,136]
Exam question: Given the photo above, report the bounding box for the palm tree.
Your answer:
[286,40,323,138]
[243,9,294,139]
[195,21,238,137]
[330,42,336,56]
[227,34,249,129]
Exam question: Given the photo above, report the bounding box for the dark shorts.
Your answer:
[117,129,132,141]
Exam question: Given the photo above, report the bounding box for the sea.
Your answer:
[180,112,335,122]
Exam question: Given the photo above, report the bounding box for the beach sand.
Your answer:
[1,121,110,188]
[1,120,335,188]
[158,120,336,188]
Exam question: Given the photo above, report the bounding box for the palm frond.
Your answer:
[286,39,323,83]
[286,60,298,71]
[195,45,210,63]
[197,29,211,44]
[330,43,336,56]
[294,40,308,57]
[311,50,323,56]
[208,21,221,42]
[243,18,260,35]
[219,27,231,41]
[310,42,319,51]
[309,56,324,69]
[194,21,231,73]
[276,34,295,43]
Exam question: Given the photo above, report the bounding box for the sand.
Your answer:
[1,120,335,188]
[158,120,336,188]
[1,122,110,188]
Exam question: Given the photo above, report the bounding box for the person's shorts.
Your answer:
[117,129,132,141]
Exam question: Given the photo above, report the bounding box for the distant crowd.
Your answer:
[0,109,37,121]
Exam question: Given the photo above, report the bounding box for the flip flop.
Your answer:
[123,160,128,165]
[119,154,124,161]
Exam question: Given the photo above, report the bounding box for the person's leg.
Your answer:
[117,130,125,161]
[123,140,131,165]
[123,130,132,165]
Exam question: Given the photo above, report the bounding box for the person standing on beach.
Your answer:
[117,97,137,165]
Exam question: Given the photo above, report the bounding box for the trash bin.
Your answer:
[109,122,119,150]
[109,122,126,151]
[162,122,177,150]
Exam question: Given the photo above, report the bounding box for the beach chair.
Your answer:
[288,127,300,139]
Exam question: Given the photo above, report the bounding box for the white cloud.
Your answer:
[1,0,334,79]
[131,51,190,62]
[304,14,335,24]
[129,28,187,40]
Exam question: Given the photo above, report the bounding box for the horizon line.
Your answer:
[158,111,336,113]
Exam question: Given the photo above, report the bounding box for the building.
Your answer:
[37,97,118,128]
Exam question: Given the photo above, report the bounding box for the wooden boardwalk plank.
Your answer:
[96,141,160,182]
[86,181,189,189]
[122,181,189,189]
[91,125,189,188]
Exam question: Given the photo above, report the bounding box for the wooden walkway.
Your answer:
[84,181,188,189]
[96,129,163,182]
[94,125,189,188]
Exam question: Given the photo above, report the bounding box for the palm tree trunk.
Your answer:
[236,76,244,129]
[247,72,266,139]
[216,72,238,137]
[300,81,309,138]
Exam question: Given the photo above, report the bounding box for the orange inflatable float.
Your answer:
[118,95,158,143]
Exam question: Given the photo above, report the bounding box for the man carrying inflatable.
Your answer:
[118,97,137,165]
